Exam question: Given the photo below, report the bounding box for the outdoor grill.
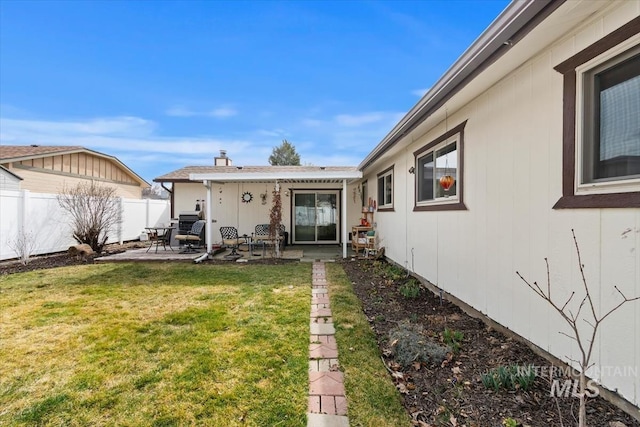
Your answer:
[178,211,201,234]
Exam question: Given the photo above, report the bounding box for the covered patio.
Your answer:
[96,243,356,263]
[187,167,363,261]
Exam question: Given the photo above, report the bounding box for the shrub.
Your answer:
[442,328,464,353]
[399,279,421,299]
[481,365,536,391]
[373,261,406,282]
[389,321,450,367]
[57,182,121,252]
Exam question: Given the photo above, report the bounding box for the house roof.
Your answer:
[0,145,149,187]
[155,165,362,184]
[358,0,566,170]
[0,165,23,180]
[0,145,86,160]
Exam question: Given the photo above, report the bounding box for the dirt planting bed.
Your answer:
[340,258,638,427]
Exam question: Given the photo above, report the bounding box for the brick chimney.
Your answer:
[214,150,232,166]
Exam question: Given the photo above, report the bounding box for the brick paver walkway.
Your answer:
[307,262,350,427]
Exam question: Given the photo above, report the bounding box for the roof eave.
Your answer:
[358,0,563,171]
[189,170,363,182]
[153,177,193,183]
[0,147,86,163]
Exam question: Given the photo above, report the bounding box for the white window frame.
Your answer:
[416,136,459,206]
[377,166,393,210]
[413,121,467,211]
[575,35,640,196]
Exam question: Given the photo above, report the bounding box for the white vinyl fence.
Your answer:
[0,190,171,261]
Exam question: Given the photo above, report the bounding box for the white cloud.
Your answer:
[256,129,288,138]
[301,118,324,128]
[207,107,237,118]
[1,116,155,138]
[412,88,429,97]
[0,107,404,181]
[302,152,364,167]
[0,116,251,157]
[165,106,195,117]
[335,112,386,127]
[165,105,238,118]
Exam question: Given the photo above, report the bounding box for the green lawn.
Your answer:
[0,263,311,427]
[1,261,410,427]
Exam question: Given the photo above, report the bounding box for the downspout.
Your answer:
[342,179,347,258]
[275,180,280,258]
[160,183,174,218]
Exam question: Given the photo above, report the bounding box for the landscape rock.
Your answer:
[68,244,95,258]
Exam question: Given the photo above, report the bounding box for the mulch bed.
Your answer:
[0,241,147,275]
[340,258,639,427]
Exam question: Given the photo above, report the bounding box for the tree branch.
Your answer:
[517,229,640,427]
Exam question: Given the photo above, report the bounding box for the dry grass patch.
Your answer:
[0,262,311,426]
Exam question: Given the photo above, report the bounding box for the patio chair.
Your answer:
[220,226,246,259]
[253,224,285,251]
[175,220,205,253]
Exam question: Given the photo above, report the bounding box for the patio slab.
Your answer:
[95,246,303,262]
[307,413,349,427]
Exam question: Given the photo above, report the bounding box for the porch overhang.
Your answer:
[189,169,362,259]
[189,170,362,183]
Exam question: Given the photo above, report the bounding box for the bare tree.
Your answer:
[516,229,639,427]
[6,230,37,265]
[57,182,122,252]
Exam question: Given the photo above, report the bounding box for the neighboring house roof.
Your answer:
[0,164,23,181]
[0,145,86,160]
[0,145,149,187]
[358,0,568,170]
[156,165,362,184]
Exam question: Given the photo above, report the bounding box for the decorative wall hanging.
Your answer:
[241,192,253,203]
[439,153,455,192]
[440,175,455,191]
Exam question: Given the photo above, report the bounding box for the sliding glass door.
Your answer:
[293,191,339,243]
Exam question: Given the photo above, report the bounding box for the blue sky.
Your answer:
[0,0,509,184]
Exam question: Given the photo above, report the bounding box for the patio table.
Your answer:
[145,227,174,253]
[243,234,265,257]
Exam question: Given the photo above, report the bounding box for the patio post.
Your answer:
[342,179,347,258]
[204,180,212,254]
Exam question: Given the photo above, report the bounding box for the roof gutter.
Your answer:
[358,0,564,171]
[189,170,362,182]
